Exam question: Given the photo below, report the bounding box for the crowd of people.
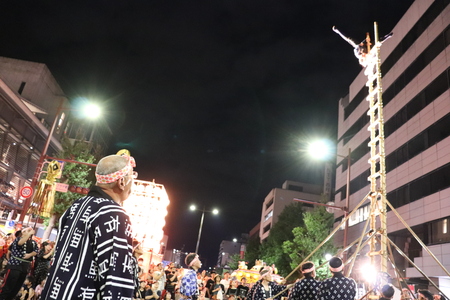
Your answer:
[177,255,445,300]
[0,153,444,300]
[194,257,356,300]
[0,228,55,299]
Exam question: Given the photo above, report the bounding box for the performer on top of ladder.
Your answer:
[332,26,370,67]
[333,26,393,67]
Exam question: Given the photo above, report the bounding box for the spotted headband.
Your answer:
[260,267,273,276]
[301,265,315,274]
[189,255,200,267]
[96,155,136,184]
[329,264,343,272]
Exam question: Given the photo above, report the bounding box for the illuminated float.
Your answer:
[231,260,283,283]
[123,179,170,266]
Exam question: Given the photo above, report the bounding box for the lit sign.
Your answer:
[346,199,384,227]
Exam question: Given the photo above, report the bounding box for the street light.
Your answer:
[190,205,219,254]
[307,139,352,262]
[18,100,102,225]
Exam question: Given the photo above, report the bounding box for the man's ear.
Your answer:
[117,177,126,190]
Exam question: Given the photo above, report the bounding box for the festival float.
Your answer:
[231,260,283,283]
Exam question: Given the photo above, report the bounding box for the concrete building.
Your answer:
[0,56,111,214]
[0,57,69,208]
[260,180,322,241]
[217,239,242,268]
[334,0,449,293]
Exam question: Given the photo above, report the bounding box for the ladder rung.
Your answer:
[368,154,381,162]
[369,88,378,98]
[367,103,380,114]
[368,172,381,179]
[368,120,380,129]
[369,136,380,145]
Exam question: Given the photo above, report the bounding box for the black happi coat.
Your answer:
[41,186,135,300]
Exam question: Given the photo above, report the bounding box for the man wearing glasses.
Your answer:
[41,153,137,300]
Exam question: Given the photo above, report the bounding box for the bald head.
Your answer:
[96,155,128,177]
[95,155,135,204]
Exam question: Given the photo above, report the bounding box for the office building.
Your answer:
[260,180,322,241]
[334,0,449,292]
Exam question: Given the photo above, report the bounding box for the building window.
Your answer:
[264,210,273,221]
[56,112,65,134]
[387,162,450,209]
[443,219,447,234]
[263,224,271,234]
[1,136,18,167]
[430,217,450,244]
[265,198,274,209]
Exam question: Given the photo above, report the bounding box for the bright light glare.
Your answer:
[233,238,237,242]
[190,205,196,211]
[308,140,333,160]
[212,209,219,215]
[83,103,101,119]
[325,253,333,260]
[123,180,169,252]
[361,264,377,283]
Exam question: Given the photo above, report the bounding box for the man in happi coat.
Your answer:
[41,154,137,299]
[288,261,320,300]
[0,228,38,300]
[319,257,356,300]
[180,253,202,300]
[250,267,287,300]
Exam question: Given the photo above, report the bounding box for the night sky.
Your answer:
[0,0,414,267]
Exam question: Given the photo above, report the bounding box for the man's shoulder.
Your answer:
[10,238,19,246]
[69,195,125,215]
[302,278,319,283]
[61,195,129,228]
[76,194,116,206]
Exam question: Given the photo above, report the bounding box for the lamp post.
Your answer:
[307,140,352,261]
[18,100,101,225]
[190,205,219,254]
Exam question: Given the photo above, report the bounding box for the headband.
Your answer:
[260,267,273,276]
[96,155,136,184]
[301,266,315,274]
[329,265,343,272]
[189,255,200,267]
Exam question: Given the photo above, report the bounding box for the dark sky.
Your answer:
[0,0,414,267]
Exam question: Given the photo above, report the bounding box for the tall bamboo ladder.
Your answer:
[276,23,450,300]
[364,22,388,276]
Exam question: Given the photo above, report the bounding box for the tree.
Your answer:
[282,205,335,280]
[227,253,241,270]
[244,234,262,269]
[260,202,305,276]
[42,136,97,240]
